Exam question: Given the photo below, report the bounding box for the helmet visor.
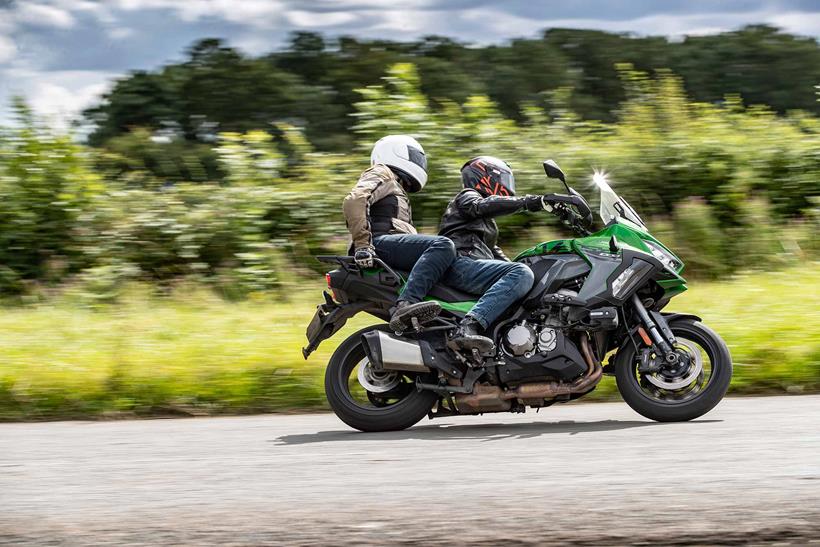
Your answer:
[500,171,515,195]
[407,146,427,171]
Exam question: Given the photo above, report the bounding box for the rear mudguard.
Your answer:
[302,292,369,358]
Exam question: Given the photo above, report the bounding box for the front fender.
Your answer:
[661,312,702,324]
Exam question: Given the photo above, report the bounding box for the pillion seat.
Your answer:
[316,255,479,304]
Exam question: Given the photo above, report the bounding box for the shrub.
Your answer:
[670,198,729,278]
[0,101,103,293]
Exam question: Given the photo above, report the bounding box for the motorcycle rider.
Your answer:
[439,156,572,353]
[343,135,456,330]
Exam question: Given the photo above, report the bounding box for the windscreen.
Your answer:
[592,172,647,230]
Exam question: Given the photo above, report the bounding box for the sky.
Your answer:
[1,0,819,127]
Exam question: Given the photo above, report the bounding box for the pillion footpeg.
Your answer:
[389,301,442,333]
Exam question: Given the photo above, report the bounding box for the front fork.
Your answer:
[630,294,680,367]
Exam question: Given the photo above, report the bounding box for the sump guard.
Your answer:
[302,293,368,358]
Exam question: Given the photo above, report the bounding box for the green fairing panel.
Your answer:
[425,297,475,313]
[515,222,688,297]
[657,278,688,298]
[514,239,574,260]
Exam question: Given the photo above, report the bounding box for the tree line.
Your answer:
[83,25,820,168]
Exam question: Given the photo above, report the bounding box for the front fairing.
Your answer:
[514,220,687,301]
[575,222,687,298]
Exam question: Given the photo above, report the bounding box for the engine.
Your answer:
[498,320,589,384]
[502,321,559,357]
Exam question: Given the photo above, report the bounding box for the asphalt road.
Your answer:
[2,395,819,546]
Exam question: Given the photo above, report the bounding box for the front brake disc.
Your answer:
[644,339,703,390]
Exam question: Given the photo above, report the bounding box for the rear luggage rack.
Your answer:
[316,255,404,287]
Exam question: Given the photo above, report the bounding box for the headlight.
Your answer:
[611,259,654,299]
[644,241,681,272]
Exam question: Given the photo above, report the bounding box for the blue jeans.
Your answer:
[373,234,456,304]
[444,256,535,329]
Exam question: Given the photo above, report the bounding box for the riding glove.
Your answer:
[523,195,546,212]
[354,246,377,268]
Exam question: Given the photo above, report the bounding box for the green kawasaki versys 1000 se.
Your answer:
[304,160,732,432]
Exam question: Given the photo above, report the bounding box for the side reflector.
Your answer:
[637,327,653,346]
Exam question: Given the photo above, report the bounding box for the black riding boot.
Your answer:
[448,317,495,355]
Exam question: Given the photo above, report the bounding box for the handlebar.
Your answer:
[545,193,593,235]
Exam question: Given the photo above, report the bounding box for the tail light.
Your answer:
[326,273,339,302]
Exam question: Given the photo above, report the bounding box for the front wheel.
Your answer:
[325,325,437,432]
[615,318,732,422]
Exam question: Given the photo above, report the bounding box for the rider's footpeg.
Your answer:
[447,336,495,358]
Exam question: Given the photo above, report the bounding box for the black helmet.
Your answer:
[461,156,515,197]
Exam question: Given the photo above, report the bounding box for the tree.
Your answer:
[670,25,820,114]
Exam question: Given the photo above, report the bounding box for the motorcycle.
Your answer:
[303,160,732,432]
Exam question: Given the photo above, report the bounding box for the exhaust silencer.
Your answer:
[361,331,430,373]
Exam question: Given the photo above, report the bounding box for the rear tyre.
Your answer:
[615,319,732,422]
[325,325,437,432]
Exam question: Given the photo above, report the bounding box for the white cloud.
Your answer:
[0,69,114,129]
[113,0,287,27]
[0,35,16,64]
[459,8,820,40]
[358,8,448,35]
[767,11,820,37]
[13,2,76,29]
[108,27,136,40]
[285,10,357,28]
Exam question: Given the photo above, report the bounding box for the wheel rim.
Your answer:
[341,350,416,410]
[633,336,715,404]
[356,358,400,393]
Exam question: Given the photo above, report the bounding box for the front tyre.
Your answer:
[615,319,732,422]
[325,325,437,432]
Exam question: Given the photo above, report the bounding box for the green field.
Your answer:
[1,265,818,421]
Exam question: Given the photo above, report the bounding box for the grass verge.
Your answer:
[1,265,818,420]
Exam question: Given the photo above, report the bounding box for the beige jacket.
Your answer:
[343,164,416,250]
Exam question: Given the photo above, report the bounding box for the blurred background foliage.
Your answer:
[2,29,819,297]
[0,26,819,417]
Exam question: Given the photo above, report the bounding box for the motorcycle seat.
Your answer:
[394,270,479,303]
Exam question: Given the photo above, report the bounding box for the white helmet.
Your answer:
[370,135,427,192]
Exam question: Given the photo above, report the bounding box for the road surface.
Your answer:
[2,395,819,545]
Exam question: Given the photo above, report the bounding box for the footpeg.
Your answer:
[447,336,495,358]
[389,301,442,332]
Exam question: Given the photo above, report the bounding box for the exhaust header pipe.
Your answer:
[362,331,430,373]
[455,335,602,413]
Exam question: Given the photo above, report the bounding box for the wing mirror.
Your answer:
[543,159,566,182]
[543,159,573,193]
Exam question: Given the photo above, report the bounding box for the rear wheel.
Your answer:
[615,319,732,422]
[325,325,437,432]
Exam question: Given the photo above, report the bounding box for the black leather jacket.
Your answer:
[438,189,536,261]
